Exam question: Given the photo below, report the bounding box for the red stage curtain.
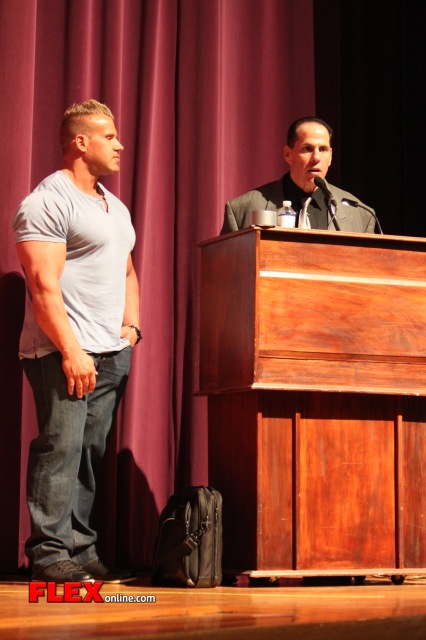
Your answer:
[0,0,315,571]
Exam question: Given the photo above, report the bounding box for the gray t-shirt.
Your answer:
[12,171,136,357]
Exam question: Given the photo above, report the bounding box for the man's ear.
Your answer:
[283,145,292,165]
[328,147,333,167]
[75,134,88,153]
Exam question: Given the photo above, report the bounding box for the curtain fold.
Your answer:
[0,0,315,571]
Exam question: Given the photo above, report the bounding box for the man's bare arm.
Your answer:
[120,253,140,347]
[16,240,98,398]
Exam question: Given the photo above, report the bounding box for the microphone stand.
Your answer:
[327,199,341,231]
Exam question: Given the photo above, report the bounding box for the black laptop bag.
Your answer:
[151,486,222,587]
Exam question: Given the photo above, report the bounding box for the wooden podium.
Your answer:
[199,227,426,581]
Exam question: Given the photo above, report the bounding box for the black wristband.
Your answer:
[129,325,142,344]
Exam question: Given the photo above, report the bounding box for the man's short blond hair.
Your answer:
[60,99,114,152]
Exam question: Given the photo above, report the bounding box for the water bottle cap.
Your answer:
[283,200,292,207]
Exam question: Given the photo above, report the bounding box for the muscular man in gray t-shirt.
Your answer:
[11,100,140,585]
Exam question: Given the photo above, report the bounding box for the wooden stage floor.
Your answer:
[1,573,426,639]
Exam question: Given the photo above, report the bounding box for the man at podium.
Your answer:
[221,117,381,235]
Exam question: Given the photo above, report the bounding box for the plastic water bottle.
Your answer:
[277,200,296,228]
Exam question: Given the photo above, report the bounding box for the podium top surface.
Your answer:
[199,226,426,249]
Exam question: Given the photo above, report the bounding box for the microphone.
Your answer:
[313,176,340,231]
[314,177,383,234]
[341,199,384,234]
[314,176,337,206]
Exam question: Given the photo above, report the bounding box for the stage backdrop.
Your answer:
[0,0,315,571]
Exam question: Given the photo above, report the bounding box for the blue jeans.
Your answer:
[23,347,132,573]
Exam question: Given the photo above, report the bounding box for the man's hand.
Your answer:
[120,325,139,347]
[61,350,98,398]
